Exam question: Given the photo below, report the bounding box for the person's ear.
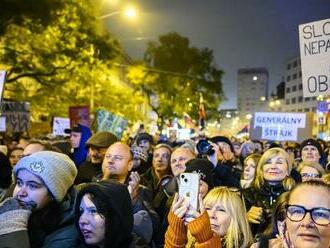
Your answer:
[128,159,133,172]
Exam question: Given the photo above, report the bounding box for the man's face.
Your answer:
[170,148,195,177]
[152,147,171,177]
[89,146,107,164]
[102,143,132,182]
[70,132,82,149]
[23,143,45,156]
[301,145,320,163]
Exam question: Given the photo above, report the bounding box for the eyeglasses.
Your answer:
[286,204,330,226]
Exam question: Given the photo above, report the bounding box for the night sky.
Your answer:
[103,0,330,109]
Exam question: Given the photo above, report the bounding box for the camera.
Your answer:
[196,139,215,155]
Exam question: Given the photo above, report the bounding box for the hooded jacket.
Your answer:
[75,181,134,248]
[73,125,92,167]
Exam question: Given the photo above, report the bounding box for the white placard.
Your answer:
[254,112,306,129]
[261,125,298,141]
[0,71,6,103]
[53,117,70,136]
[177,128,191,141]
[299,18,330,97]
[0,116,6,132]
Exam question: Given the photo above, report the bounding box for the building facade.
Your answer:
[283,56,318,113]
[237,68,269,117]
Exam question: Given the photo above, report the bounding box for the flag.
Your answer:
[237,125,249,135]
[198,93,206,129]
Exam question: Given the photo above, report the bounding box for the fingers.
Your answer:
[173,197,188,218]
[198,194,205,213]
[247,206,263,224]
[130,171,140,184]
[184,206,199,224]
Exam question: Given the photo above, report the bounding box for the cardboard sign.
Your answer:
[0,71,5,103]
[52,117,70,136]
[250,112,313,142]
[96,109,127,138]
[299,18,330,97]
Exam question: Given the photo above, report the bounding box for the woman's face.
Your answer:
[244,158,256,180]
[300,166,320,182]
[286,185,330,248]
[263,154,288,183]
[199,180,209,199]
[79,194,105,247]
[13,169,51,210]
[205,200,231,236]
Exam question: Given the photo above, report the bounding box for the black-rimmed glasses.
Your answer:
[286,204,330,226]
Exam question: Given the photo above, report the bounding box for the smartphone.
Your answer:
[179,173,200,210]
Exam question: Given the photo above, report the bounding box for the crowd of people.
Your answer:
[0,123,330,248]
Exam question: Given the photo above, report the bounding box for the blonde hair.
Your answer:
[254,147,295,191]
[323,173,330,185]
[203,187,253,248]
[242,154,262,180]
[297,161,325,176]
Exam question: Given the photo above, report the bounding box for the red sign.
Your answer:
[69,106,90,127]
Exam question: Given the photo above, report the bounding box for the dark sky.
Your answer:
[103,0,330,109]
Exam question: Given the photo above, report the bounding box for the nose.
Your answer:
[300,212,315,227]
[16,185,28,198]
[79,213,89,226]
[208,208,217,219]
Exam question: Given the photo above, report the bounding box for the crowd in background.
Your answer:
[0,124,330,248]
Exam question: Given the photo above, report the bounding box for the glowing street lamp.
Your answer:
[98,6,137,19]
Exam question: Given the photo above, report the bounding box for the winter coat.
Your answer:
[243,182,287,235]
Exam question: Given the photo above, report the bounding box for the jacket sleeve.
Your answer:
[0,231,30,248]
[41,225,80,248]
[188,211,221,248]
[164,211,187,248]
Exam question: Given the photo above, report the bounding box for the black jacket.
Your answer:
[243,182,287,236]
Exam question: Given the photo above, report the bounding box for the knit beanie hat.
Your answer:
[185,158,214,189]
[210,136,234,153]
[136,133,153,146]
[85,131,118,148]
[300,138,323,156]
[131,146,148,162]
[14,151,77,202]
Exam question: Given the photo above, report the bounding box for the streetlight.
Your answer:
[98,6,137,19]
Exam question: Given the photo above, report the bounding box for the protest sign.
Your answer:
[69,106,90,127]
[0,71,5,103]
[299,18,330,97]
[250,112,313,142]
[95,109,127,138]
[52,117,70,136]
[0,116,6,132]
[0,101,30,132]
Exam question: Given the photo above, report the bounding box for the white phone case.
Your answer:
[179,173,200,210]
